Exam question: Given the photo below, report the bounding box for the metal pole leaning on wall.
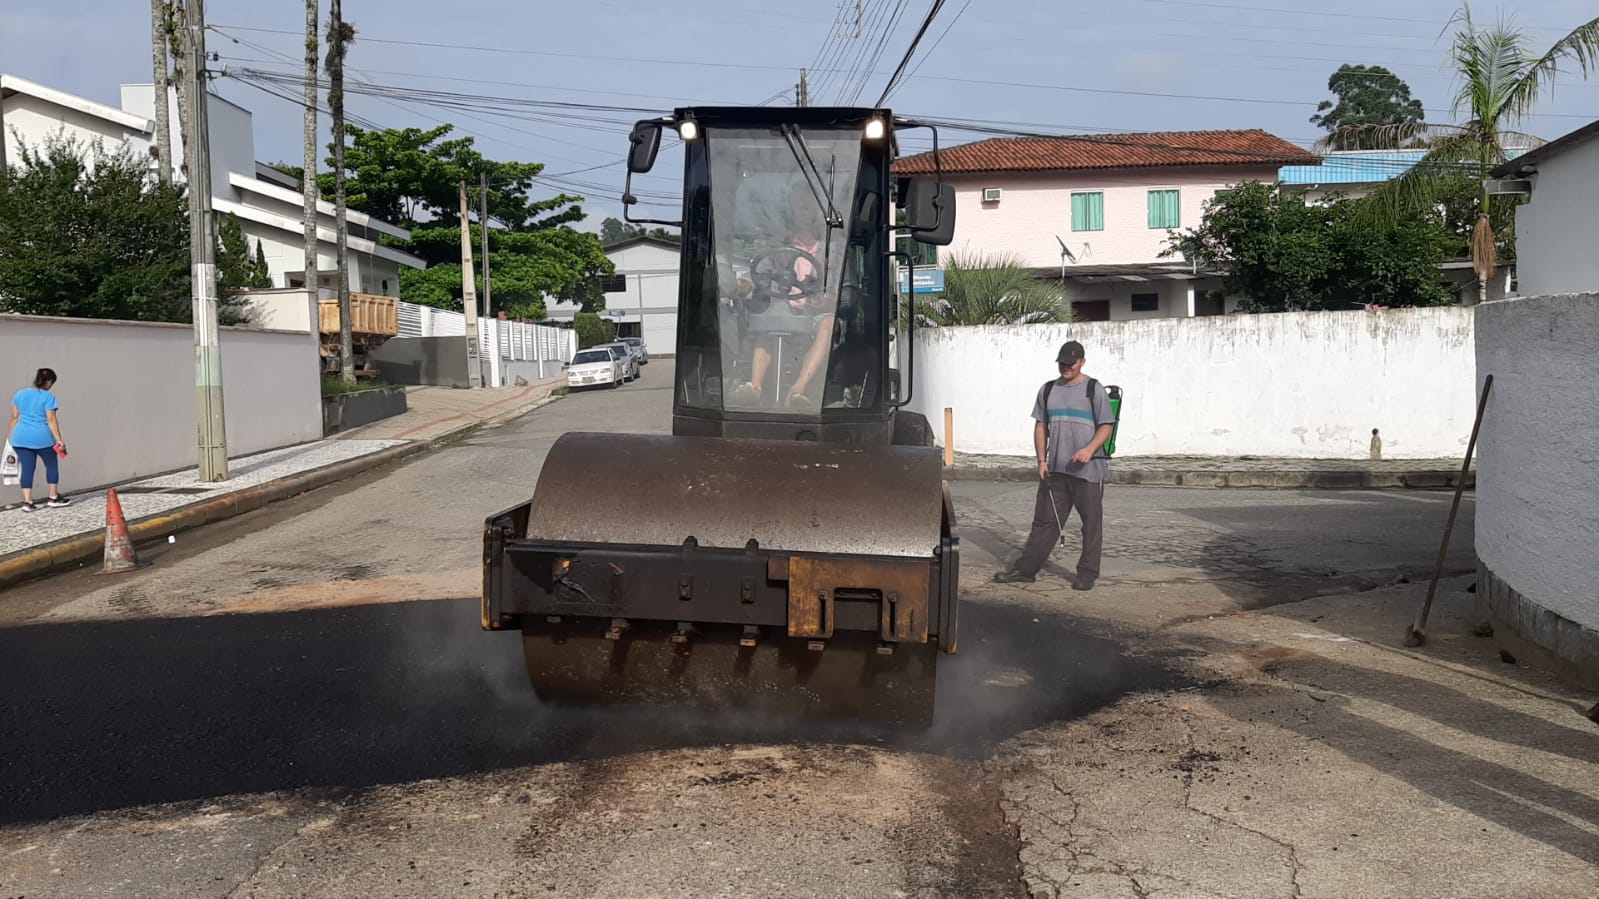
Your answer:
[944,408,954,468]
[1405,373,1493,648]
[185,0,228,481]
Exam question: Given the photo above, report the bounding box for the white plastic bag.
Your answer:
[1,439,19,487]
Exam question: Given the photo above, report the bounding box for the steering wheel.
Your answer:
[745,245,824,313]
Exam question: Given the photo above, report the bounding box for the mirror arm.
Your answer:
[620,169,684,228]
[889,249,915,409]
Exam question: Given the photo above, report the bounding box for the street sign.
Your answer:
[896,268,945,294]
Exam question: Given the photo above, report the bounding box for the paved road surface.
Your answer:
[4,360,1529,899]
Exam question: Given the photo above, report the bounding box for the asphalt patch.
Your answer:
[0,597,1185,824]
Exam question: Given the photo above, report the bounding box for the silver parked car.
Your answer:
[621,336,648,364]
[596,341,642,381]
[565,347,624,390]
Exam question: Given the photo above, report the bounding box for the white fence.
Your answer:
[909,307,1479,460]
[395,301,575,385]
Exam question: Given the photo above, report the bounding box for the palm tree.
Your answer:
[907,251,1072,326]
[1349,3,1599,304]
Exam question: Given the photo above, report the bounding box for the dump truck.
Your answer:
[481,106,958,725]
[318,292,398,376]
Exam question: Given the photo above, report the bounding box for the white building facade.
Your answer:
[1,73,423,298]
[546,236,681,355]
[1491,119,1599,298]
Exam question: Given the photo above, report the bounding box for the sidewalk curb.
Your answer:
[943,464,1473,489]
[0,390,563,591]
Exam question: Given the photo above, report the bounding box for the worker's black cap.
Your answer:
[1056,340,1085,365]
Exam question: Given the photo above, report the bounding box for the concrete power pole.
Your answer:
[150,0,173,184]
[798,68,809,107]
[183,0,228,480]
[458,181,482,387]
[303,0,319,311]
[480,170,492,317]
[326,0,355,383]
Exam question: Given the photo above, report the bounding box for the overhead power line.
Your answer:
[874,0,945,107]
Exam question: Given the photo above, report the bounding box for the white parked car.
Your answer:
[566,347,624,390]
[596,341,641,381]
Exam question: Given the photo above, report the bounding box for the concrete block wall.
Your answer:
[1,315,322,499]
[1473,293,1599,688]
[908,307,1478,459]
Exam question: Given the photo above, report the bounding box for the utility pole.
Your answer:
[183,0,228,480]
[798,68,810,107]
[479,171,492,317]
[459,181,482,387]
[479,171,503,387]
[150,0,172,184]
[302,0,319,309]
[326,0,354,383]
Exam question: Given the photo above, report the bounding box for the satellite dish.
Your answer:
[1055,235,1077,264]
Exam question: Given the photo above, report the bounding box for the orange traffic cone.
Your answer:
[100,488,142,574]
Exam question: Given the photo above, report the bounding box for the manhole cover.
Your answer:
[114,487,214,495]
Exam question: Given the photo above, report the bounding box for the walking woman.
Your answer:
[8,368,72,512]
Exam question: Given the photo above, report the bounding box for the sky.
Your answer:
[5,0,1598,231]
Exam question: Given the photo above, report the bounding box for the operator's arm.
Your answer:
[7,403,17,435]
[46,409,64,447]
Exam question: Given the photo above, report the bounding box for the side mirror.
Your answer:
[903,178,956,246]
[628,122,662,174]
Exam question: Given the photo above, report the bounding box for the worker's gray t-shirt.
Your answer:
[1032,376,1117,483]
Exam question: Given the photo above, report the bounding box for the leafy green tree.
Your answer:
[1356,3,1599,303]
[906,251,1071,326]
[319,124,612,314]
[0,133,249,324]
[599,216,679,245]
[1310,65,1426,149]
[1165,181,1454,311]
[572,311,615,348]
[217,213,272,292]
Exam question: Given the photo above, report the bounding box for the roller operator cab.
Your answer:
[481,107,958,727]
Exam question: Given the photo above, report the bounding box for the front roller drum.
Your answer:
[523,617,938,728]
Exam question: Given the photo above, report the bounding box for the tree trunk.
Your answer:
[151,0,172,184]
[303,0,319,312]
[326,0,354,384]
[169,1,190,174]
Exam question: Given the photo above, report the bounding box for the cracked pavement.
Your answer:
[3,362,1596,898]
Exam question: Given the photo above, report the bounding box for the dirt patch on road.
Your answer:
[206,571,472,616]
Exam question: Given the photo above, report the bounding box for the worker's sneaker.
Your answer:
[993,568,1034,584]
[730,382,760,406]
[1071,575,1095,591]
[47,495,72,508]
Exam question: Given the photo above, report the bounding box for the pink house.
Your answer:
[894,130,1318,320]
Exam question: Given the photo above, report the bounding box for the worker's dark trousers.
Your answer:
[1014,473,1104,580]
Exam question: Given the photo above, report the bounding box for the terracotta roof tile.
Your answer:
[894,129,1320,175]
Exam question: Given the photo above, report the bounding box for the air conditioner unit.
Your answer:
[982,187,1002,203]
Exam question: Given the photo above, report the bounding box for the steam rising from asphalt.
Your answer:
[384,594,1184,762]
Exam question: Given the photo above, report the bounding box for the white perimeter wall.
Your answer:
[1474,293,1599,633]
[1,315,322,498]
[909,307,1477,459]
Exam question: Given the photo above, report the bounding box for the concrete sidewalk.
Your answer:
[0,379,563,588]
[949,451,1473,488]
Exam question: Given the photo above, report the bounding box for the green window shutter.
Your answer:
[1072,192,1104,232]
[1148,189,1179,229]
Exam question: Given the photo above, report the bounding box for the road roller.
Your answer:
[481,106,958,726]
